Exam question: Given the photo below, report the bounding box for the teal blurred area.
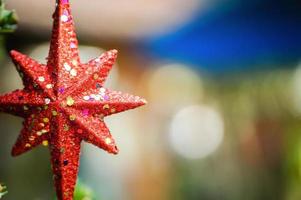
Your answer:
[1,0,301,200]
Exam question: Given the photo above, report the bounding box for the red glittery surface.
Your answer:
[0,0,146,199]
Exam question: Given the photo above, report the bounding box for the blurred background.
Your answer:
[1,0,301,199]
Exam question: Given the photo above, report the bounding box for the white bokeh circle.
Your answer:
[169,105,224,159]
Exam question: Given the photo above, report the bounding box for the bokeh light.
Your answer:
[169,105,224,159]
[147,63,203,113]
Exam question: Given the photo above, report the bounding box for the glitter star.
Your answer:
[0,0,146,199]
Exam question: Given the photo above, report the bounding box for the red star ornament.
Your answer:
[0,0,146,199]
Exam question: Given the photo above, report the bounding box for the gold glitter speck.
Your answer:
[66,96,75,106]
[93,73,99,80]
[46,84,53,89]
[29,136,35,141]
[42,140,49,146]
[63,125,69,131]
[72,60,78,66]
[25,143,31,148]
[52,110,58,116]
[103,104,110,110]
[69,114,76,121]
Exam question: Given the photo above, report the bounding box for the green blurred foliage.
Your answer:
[0,183,8,199]
[55,180,97,200]
[0,0,18,33]
[73,181,97,200]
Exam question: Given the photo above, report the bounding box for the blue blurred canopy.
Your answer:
[147,0,301,73]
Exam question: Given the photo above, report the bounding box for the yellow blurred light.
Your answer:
[148,64,203,113]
